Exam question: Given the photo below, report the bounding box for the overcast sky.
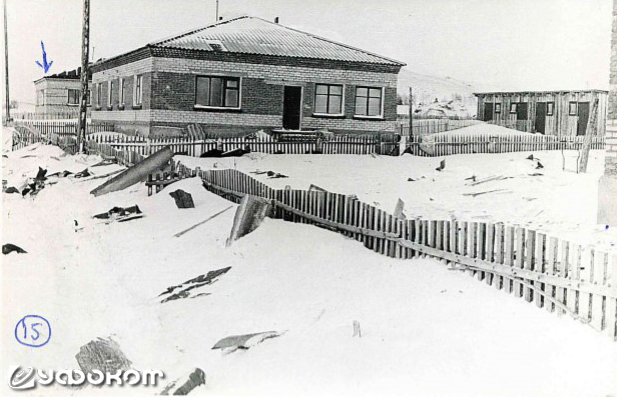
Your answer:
[1,0,613,107]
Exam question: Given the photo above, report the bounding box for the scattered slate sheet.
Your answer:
[159,266,231,303]
[169,189,195,209]
[160,368,206,396]
[435,159,446,172]
[75,337,132,376]
[93,205,143,223]
[212,331,282,354]
[3,244,27,255]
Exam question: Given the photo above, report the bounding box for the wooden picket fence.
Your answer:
[88,134,389,156]
[408,134,606,156]
[12,120,114,138]
[170,164,617,340]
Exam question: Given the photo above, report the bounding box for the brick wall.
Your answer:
[92,52,401,135]
[34,78,84,114]
[607,0,617,176]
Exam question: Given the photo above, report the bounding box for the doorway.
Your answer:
[283,86,302,130]
[483,102,494,121]
[577,102,590,136]
[535,102,547,134]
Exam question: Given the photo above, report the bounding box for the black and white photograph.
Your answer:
[1,0,617,396]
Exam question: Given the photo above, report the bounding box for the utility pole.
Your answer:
[76,0,90,153]
[215,0,219,22]
[408,87,413,138]
[4,0,10,124]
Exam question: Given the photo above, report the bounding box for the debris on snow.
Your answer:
[169,189,195,209]
[435,159,446,172]
[75,337,132,376]
[463,189,510,198]
[160,267,231,303]
[2,243,27,255]
[160,368,206,396]
[212,331,283,354]
[227,195,271,246]
[353,320,362,338]
[393,198,406,220]
[93,205,143,223]
[267,171,288,178]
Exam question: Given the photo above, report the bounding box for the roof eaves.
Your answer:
[149,15,250,47]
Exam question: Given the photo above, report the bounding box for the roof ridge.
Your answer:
[149,15,251,46]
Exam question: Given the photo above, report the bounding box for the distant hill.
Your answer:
[397,69,479,118]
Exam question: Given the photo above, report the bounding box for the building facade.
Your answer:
[599,0,617,225]
[34,68,91,116]
[90,16,405,137]
[475,90,608,136]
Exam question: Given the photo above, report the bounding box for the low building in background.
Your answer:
[90,16,405,137]
[474,90,608,136]
[33,67,92,117]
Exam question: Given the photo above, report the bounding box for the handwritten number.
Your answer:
[31,323,41,340]
[21,320,27,339]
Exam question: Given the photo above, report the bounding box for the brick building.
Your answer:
[34,68,91,115]
[90,16,405,136]
[599,0,617,225]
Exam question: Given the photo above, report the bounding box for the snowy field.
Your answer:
[178,149,616,253]
[2,139,617,397]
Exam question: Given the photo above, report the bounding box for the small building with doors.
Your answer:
[89,16,405,137]
[34,68,91,115]
[474,90,607,136]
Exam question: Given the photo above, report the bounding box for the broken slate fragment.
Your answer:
[160,368,206,396]
[93,205,142,220]
[4,186,20,194]
[75,337,132,376]
[169,189,195,209]
[435,159,446,172]
[212,331,282,354]
[3,244,27,255]
[159,266,231,303]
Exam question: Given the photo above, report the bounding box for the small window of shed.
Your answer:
[569,102,577,116]
[510,103,517,113]
[495,103,501,113]
[547,102,554,115]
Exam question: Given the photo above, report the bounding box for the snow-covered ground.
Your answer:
[2,139,617,397]
[178,149,616,253]
[431,123,534,137]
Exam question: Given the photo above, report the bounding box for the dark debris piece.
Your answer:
[160,266,231,303]
[3,243,27,255]
[93,205,142,220]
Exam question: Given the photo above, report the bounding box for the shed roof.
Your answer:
[33,67,92,84]
[148,16,405,66]
[474,89,608,97]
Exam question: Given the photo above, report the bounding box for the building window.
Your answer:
[133,75,143,106]
[547,102,554,116]
[355,86,383,117]
[96,83,102,107]
[509,103,517,113]
[495,103,501,113]
[195,76,240,108]
[119,78,125,106]
[569,102,577,116]
[67,89,80,105]
[314,83,343,115]
[107,81,114,107]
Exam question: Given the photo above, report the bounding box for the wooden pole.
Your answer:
[3,0,10,124]
[76,0,90,153]
[408,87,413,138]
[215,0,219,22]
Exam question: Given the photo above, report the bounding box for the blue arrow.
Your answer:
[35,41,53,74]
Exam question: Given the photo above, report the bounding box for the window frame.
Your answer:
[107,80,114,108]
[133,75,143,107]
[354,86,384,119]
[547,102,554,116]
[118,78,125,108]
[96,83,102,108]
[193,75,242,110]
[509,103,517,114]
[569,101,577,116]
[494,103,502,114]
[313,83,345,117]
[67,89,80,106]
